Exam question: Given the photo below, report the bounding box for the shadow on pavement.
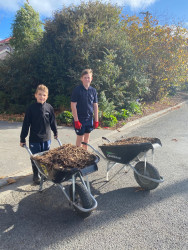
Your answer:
[0,175,187,249]
[0,121,22,130]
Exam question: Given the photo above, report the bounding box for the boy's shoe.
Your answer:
[33,175,40,185]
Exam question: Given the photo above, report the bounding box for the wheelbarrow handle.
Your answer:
[56,138,62,146]
[23,138,62,156]
[102,137,111,142]
[23,144,33,156]
[81,142,87,146]
[81,142,106,160]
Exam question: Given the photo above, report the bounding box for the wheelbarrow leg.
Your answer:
[38,175,45,192]
[85,175,91,194]
[106,161,119,181]
[144,152,147,175]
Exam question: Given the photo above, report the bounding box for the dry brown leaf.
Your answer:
[172,139,178,142]
[135,187,146,192]
[7,178,16,184]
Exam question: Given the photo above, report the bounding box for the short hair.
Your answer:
[35,84,49,95]
[81,69,93,78]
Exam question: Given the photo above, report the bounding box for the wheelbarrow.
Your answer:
[82,137,164,190]
[24,139,100,217]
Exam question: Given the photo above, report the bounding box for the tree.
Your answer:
[10,2,43,52]
[122,13,188,101]
[0,1,149,113]
[38,1,147,109]
[0,46,40,113]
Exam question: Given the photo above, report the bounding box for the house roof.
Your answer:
[0,37,12,44]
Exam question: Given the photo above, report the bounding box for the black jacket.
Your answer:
[20,102,57,143]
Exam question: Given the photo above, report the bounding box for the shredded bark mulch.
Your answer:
[32,144,96,172]
[103,136,157,146]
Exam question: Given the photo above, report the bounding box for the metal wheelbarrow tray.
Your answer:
[84,137,164,190]
[24,139,100,218]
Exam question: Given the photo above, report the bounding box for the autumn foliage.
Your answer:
[122,13,188,100]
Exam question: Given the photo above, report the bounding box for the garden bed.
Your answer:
[0,93,187,128]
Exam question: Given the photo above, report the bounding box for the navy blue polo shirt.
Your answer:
[71,84,98,120]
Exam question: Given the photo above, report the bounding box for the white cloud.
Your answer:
[0,0,22,12]
[0,0,158,17]
[28,0,64,16]
[123,0,157,10]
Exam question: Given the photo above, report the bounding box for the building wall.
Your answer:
[0,38,13,60]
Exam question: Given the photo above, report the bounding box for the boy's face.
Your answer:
[81,73,93,88]
[35,90,48,104]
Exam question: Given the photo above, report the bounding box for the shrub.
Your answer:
[54,95,71,111]
[0,91,8,113]
[98,91,116,118]
[128,101,142,114]
[56,111,73,125]
[8,104,26,114]
[101,113,118,127]
[114,109,131,121]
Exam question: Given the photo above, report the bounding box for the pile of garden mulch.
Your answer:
[103,136,157,146]
[32,144,96,172]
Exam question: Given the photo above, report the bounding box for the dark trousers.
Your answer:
[29,141,51,175]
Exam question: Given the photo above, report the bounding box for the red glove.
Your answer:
[94,121,99,129]
[74,121,82,129]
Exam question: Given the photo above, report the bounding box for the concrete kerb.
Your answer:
[0,101,186,188]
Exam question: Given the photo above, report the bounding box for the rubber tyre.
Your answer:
[69,183,93,218]
[134,161,160,190]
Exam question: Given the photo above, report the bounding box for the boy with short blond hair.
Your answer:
[20,84,58,184]
[71,69,98,150]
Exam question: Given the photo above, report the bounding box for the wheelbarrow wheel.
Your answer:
[69,183,93,218]
[134,161,160,190]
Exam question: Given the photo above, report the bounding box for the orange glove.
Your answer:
[94,121,99,129]
[74,121,82,129]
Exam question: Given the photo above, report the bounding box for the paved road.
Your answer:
[0,102,188,250]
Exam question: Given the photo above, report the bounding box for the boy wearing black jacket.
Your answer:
[20,84,58,184]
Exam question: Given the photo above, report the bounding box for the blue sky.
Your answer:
[0,0,188,41]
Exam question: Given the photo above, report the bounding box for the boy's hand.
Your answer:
[74,121,82,129]
[20,142,26,147]
[94,121,99,129]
